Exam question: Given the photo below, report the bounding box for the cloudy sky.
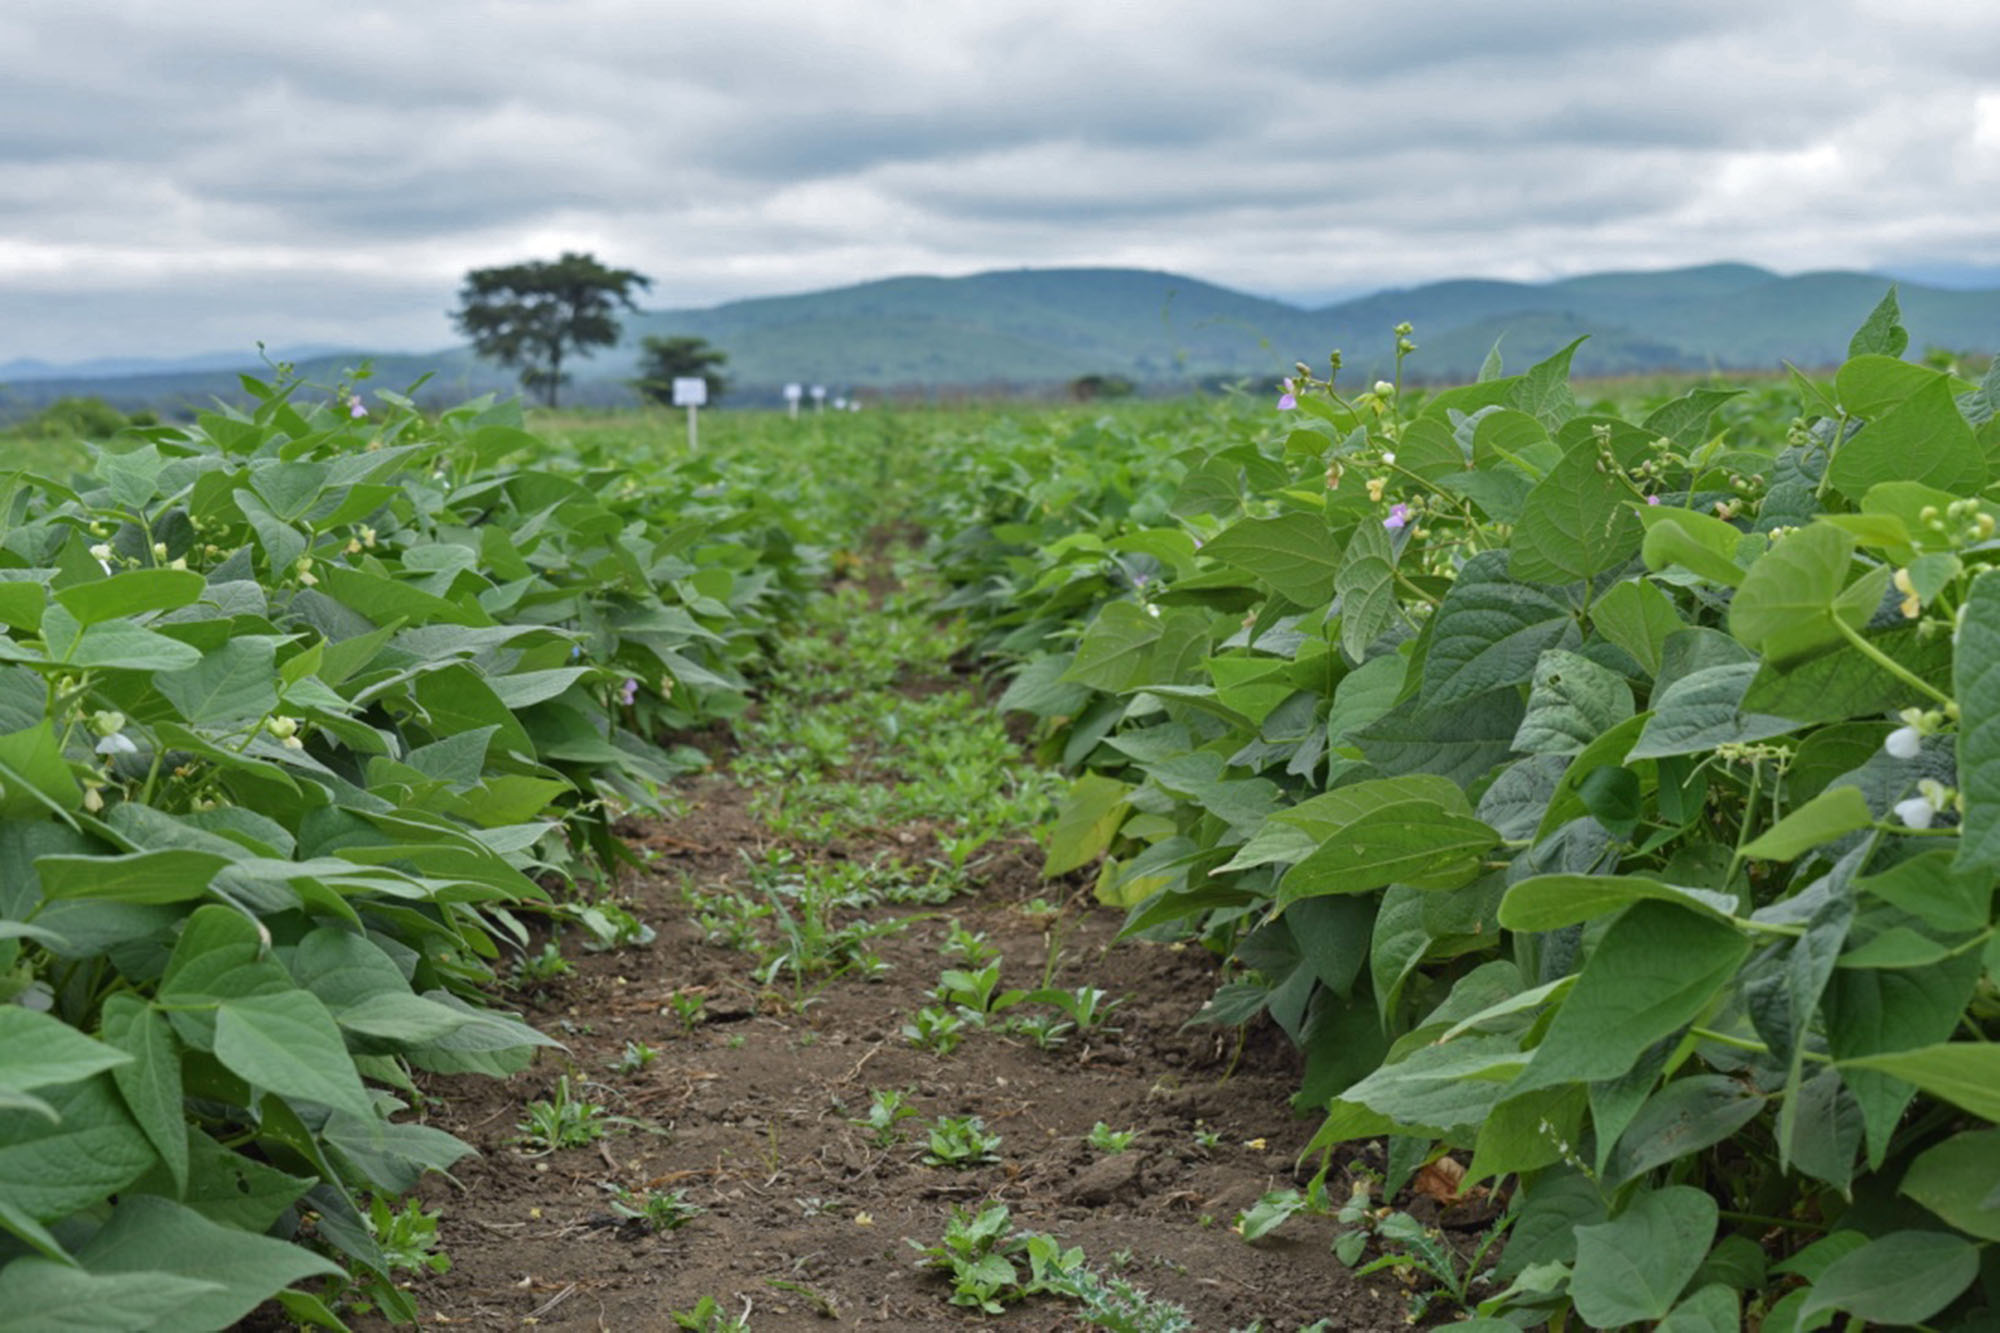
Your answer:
[4,0,1997,362]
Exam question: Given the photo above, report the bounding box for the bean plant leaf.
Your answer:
[1728,523,1883,665]
[1603,1075,1766,1188]
[77,1194,342,1332]
[1336,518,1396,659]
[212,991,377,1121]
[1509,437,1642,584]
[1739,786,1875,862]
[1043,773,1131,877]
[1953,567,2000,873]
[1498,874,1738,932]
[1827,376,1985,500]
[1277,802,1497,903]
[1569,1185,1717,1328]
[1837,1043,2000,1122]
[1628,662,1804,760]
[1801,1230,1978,1325]
[1900,1130,2000,1240]
[98,995,188,1194]
[1202,510,1340,606]
[1511,902,1751,1094]
[1512,649,1633,756]
[0,1261,221,1332]
[1846,287,1909,359]
[1589,578,1682,678]
[1422,552,1578,707]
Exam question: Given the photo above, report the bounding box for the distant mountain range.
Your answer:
[4,262,1996,418]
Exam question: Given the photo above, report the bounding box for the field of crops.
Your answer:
[1,299,1997,1331]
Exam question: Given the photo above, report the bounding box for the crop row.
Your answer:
[930,303,2000,1329]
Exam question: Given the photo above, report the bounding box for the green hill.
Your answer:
[4,263,1995,419]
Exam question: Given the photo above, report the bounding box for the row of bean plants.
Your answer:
[0,376,839,1325]
[934,301,2000,1330]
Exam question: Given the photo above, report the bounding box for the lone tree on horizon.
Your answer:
[451,252,650,408]
[632,335,730,408]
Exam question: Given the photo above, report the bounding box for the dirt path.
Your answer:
[374,571,1412,1331]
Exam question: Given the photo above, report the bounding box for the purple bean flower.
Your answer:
[618,677,638,706]
[1276,377,1297,411]
[347,394,367,419]
[1646,495,1661,506]
[1384,503,1411,531]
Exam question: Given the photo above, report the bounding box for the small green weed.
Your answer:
[850,1088,922,1147]
[604,1184,704,1232]
[509,940,574,988]
[514,1075,609,1153]
[670,1295,751,1331]
[609,1040,658,1074]
[901,1004,967,1053]
[1086,1123,1138,1154]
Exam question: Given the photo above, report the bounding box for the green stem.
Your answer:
[1833,615,1953,707]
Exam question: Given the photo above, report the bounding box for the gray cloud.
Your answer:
[1,0,1996,360]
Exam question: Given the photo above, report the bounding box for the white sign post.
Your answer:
[671,377,708,451]
[810,384,826,414]
[783,382,803,420]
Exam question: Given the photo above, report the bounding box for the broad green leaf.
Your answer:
[1202,510,1340,605]
[0,1260,221,1332]
[1901,1129,2000,1240]
[130,1127,312,1233]
[1740,786,1876,861]
[0,1008,130,1115]
[1590,578,1681,677]
[1569,1185,1717,1328]
[1423,551,1578,707]
[1353,687,1525,788]
[1603,1075,1766,1187]
[99,995,187,1194]
[0,1075,156,1222]
[1335,518,1395,659]
[1825,958,1982,1166]
[1510,336,1584,430]
[1801,1230,1978,1325]
[1509,439,1642,583]
[1639,508,1750,587]
[1643,388,1742,449]
[1277,802,1496,903]
[35,848,231,904]
[62,617,203,672]
[1336,1035,1528,1130]
[1845,288,1909,360]
[1628,662,1804,759]
[1512,649,1632,756]
[1534,711,1647,839]
[1495,1169,1605,1282]
[1512,902,1751,1094]
[1953,566,2000,873]
[1857,851,1993,933]
[1741,624,1951,724]
[1498,874,1738,931]
[77,1194,342,1333]
[1729,523,1883,665]
[53,568,206,627]
[155,637,280,725]
[212,990,377,1121]
[1061,602,1164,693]
[1838,1043,2000,1122]
[1044,773,1131,878]
[1827,375,1985,499]
[0,722,83,819]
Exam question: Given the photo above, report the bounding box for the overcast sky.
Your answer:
[4,0,1997,362]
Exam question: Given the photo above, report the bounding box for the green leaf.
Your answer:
[1658,1284,1740,1333]
[1043,774,1131,878]
[131,1127,312,1233]
[1825,958,1982,1167]
[1901,1129,2000,1240]
[1639,507,1751,587]
[53,568,206,627]
[1953,566,2000,873]
[0,1074,156,1222]
[1827,375,1985,499]
[1730,524,1886,667]
[155,638,280,725]
[1495,1169,1604,1282]
[1202,510,1340,605]
[1509,438,1643,584]
[1335,518,1396,659]
[1423,551,1579,707]
[35,848,232,904]
[1353,687,1525,788]
[1857,851,1993,934]
[61,617,203,672]
[1590,578,1682,678]
[0,1008,130,1116]
[0,723,83,819]
[77,1194,342,1333]
[1801,1230,1978,1325]
[1510,336,1585,431]
[1061,602,1164,693]
[1512,649,1633,756]
[99,995,187,1195]
[212,990,377,1121]
[1603,1075,1766,1187]
[1498,874,1739,932]
[1511,902,1751,1094]
[1845,287,1909,360]
[1569,1185,1717,1328]
[1629,662,1804,760]
[1643,388,1742,449]
[1740,786,1876,861]
[0,1259,222,1332]
[1277,803,1496,903]
[1336,1035,1528,1131]
[1838,1043,2000,1122]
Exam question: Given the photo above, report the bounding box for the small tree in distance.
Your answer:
[632,336,730,408]
[451,252,650,409]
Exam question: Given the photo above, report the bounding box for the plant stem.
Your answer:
[1833,615,1953,707]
